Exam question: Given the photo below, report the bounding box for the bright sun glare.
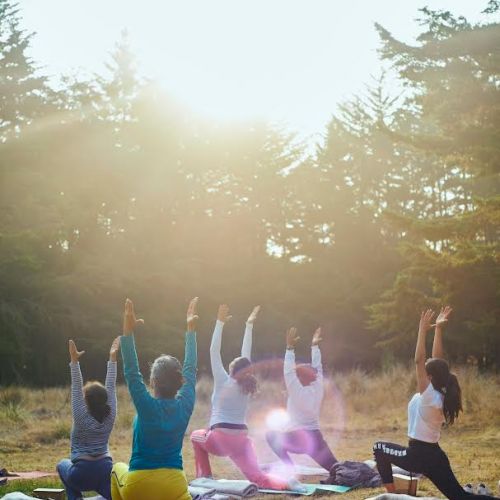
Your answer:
[22,0,485,137]
[265,408,290,431]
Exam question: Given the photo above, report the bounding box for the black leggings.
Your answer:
[373,440,497,500]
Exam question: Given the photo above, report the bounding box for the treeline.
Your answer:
[0,0,499,385]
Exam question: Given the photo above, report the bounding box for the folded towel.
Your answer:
[188,485,217,499]
[190,478,258,497]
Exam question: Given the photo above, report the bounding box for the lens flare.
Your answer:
[265,408,290,430]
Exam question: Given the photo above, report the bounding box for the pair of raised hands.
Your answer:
[68,297,200,363]
[69,337,120,364]
[286,327,323,349]
[122,297,200,335]
[418,305,453,334]
[217,304,261,324]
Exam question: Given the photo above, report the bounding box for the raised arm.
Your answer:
[120,299,156,416]
[311,327,323,380]
[106,337,120,419]
[415,309,435,394]
[210,304,231,385]
[432,306,452,359]
[241,305,260,360]
[68,340,87,422]
[284,327,301,390]
[177,297,199,416]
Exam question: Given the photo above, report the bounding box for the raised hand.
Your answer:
[187,297,199,332]
[312,327,323,346]
[109,336,120,362]
[217,304,232,323]
[123,298,144,336]
[69,340,85,363]
[286,327,300,349]
[418,309,435,335]
[247,305,261,324]
[434,305,453,329]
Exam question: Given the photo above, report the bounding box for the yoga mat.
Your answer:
[259,483,351,495]
[262,462,329,476]
[5,471,58,481]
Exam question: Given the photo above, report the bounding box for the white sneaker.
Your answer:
[477,483,492,495]
[287,477,308,493]
[463,483,475,493]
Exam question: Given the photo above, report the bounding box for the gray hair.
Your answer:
[150,355,183,399]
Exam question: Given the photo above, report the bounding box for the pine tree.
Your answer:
[369,7,500,366]
[0,0,49,140]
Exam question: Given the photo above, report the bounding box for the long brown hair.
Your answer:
[229,357,257,395]
[425,358,462,425]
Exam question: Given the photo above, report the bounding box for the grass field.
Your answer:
[1,365,499,499]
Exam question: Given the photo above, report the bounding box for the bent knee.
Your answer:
[373,441,386,456]
[190,429,208,443]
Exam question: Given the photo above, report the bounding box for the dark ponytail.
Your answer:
[229,357,257,395]
[84,381,111,423]
[425,358,463,425]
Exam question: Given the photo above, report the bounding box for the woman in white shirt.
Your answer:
[266,327,337,471]
[190,304,289,490]
[373,307,496,499]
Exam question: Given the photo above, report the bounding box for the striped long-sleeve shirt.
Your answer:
[69,361,117,461]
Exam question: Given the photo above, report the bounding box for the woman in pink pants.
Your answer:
[190,304,292,490]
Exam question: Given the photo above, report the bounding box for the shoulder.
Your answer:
[420,383,444,408]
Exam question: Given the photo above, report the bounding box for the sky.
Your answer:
[19,0,489,141]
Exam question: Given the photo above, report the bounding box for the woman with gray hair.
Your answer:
[111,297,198,500]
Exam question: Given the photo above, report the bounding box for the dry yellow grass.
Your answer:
[1,366,499,499]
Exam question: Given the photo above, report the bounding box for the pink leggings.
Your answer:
[190,429,288,490]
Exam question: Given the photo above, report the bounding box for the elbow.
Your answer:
[414,356,424,365]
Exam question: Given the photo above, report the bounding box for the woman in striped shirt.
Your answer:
[56,337,119,500]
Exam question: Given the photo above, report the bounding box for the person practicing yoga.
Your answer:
[191,304,292,490]
[111,297,198,500]
[266,326,338,472]
[373,306,498,500]
[57,336,119,500]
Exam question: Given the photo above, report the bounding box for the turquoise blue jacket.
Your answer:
[120,332,197,471]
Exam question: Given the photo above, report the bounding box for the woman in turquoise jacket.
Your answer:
[111,297,198,500]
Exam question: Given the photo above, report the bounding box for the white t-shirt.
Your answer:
[284,346,324,431]
[209,320,253,427]
[408,383,445,443]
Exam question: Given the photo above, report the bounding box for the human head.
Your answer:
[150,354,184,399]
[84,381,110,423]
[229,356,257,395]
[296,363,318,386]
[425,358,462,425]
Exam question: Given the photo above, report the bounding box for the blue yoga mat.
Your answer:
[259,483,352,495]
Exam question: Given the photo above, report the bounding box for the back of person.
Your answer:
[71,406,115,460]
[408,383,444,443]
[130,397,191,470]
[111,298,198,500]
[210,376,250,427]
[287,380,323,430]
[57,338,119,500]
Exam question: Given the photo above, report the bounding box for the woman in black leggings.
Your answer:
[373,306,497,500]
